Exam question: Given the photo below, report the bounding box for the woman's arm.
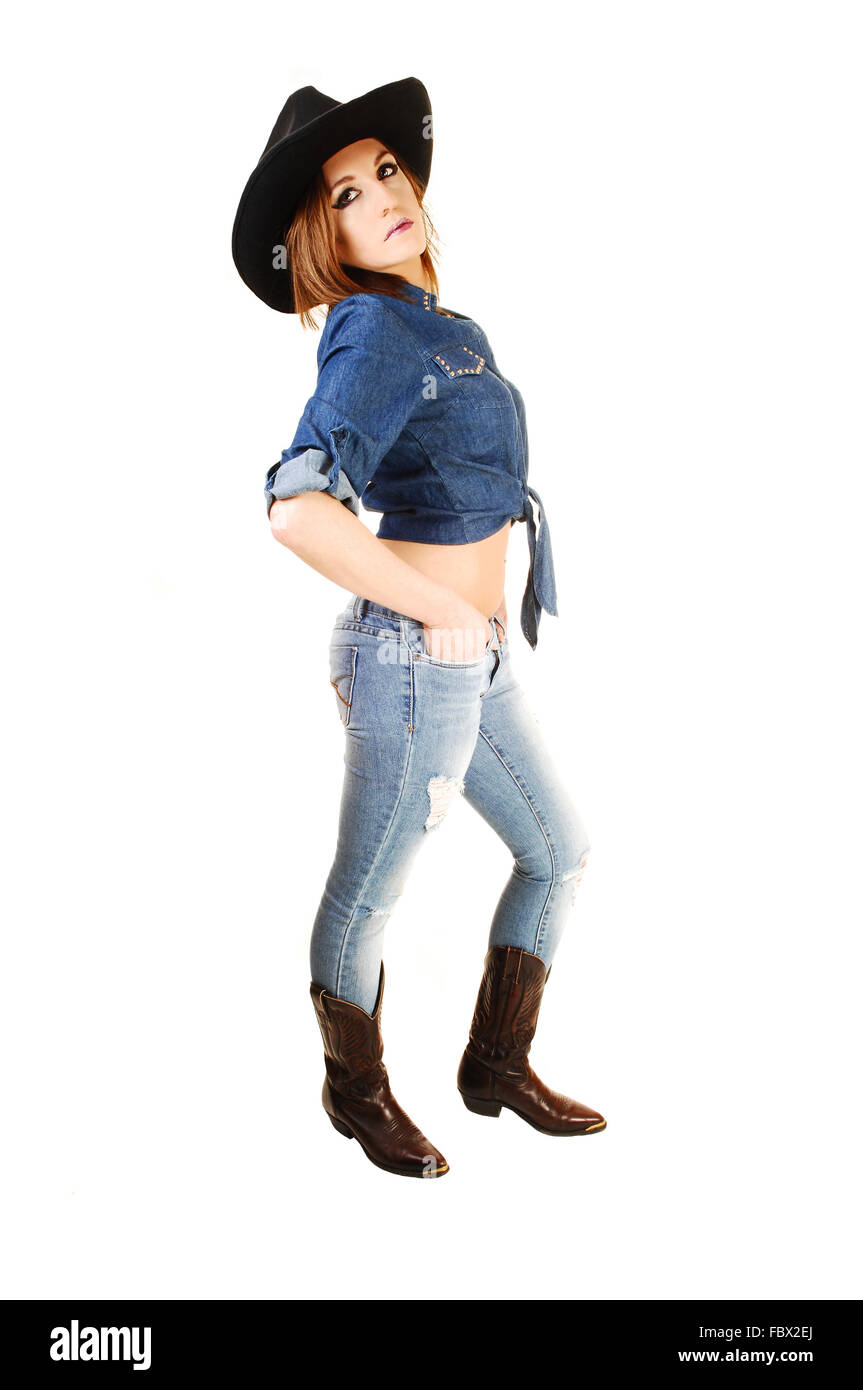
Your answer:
[270,492,492,656]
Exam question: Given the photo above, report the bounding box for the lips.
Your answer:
[386,218,413,240]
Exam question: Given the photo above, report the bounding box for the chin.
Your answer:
[383,235,425,265]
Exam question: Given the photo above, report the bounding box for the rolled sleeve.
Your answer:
[263,296,420,522]
[265,446,361,519]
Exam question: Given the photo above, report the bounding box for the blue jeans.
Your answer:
[310,596,591,1014]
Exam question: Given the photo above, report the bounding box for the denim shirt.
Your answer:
[264,280,558,648]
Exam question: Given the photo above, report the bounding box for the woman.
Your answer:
[232,77,606,1180]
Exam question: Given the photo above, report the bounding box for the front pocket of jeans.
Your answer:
[329,645,358,727]
[415,628,493,667]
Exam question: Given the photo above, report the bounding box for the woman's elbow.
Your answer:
[269,495,307,547]
[269,491,341,550]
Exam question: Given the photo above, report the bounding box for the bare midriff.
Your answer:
[378,519,512,621]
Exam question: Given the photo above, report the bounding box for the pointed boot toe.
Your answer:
[534,1088,607,1135]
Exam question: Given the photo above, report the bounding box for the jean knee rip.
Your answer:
[424,774,465,830]
[560,850,590,905]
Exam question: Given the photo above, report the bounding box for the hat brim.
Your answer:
[232,76,433,314]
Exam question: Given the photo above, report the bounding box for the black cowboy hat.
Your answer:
[231,76,433,314]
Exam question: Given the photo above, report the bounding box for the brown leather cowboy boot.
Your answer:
[457,945,607,1135]
[310,962,450,1178]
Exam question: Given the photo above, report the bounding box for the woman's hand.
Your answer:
[422,598,494,662]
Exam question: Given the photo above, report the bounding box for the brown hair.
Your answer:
[283,147,441,329]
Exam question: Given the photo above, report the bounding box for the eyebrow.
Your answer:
[327,149,393,197]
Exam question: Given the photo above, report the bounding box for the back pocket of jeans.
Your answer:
[329,645,358,728]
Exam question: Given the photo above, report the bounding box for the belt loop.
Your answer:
[399,613,415,656]
[352,595,363,620]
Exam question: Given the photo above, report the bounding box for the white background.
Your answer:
[2,0,861,1300]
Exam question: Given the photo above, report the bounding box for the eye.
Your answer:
[332,161,399,210]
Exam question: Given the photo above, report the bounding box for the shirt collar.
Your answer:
[391,279,438,311]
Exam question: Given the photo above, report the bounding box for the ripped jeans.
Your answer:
[310,595,591,1014]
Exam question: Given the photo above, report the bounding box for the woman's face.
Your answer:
[322,137,427,280]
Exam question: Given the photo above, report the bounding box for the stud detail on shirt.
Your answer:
[433,347,486,376]
[424,290,460,319]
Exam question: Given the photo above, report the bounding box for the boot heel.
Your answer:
[460,1091,501,1118]
[327,1113,354,1140]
